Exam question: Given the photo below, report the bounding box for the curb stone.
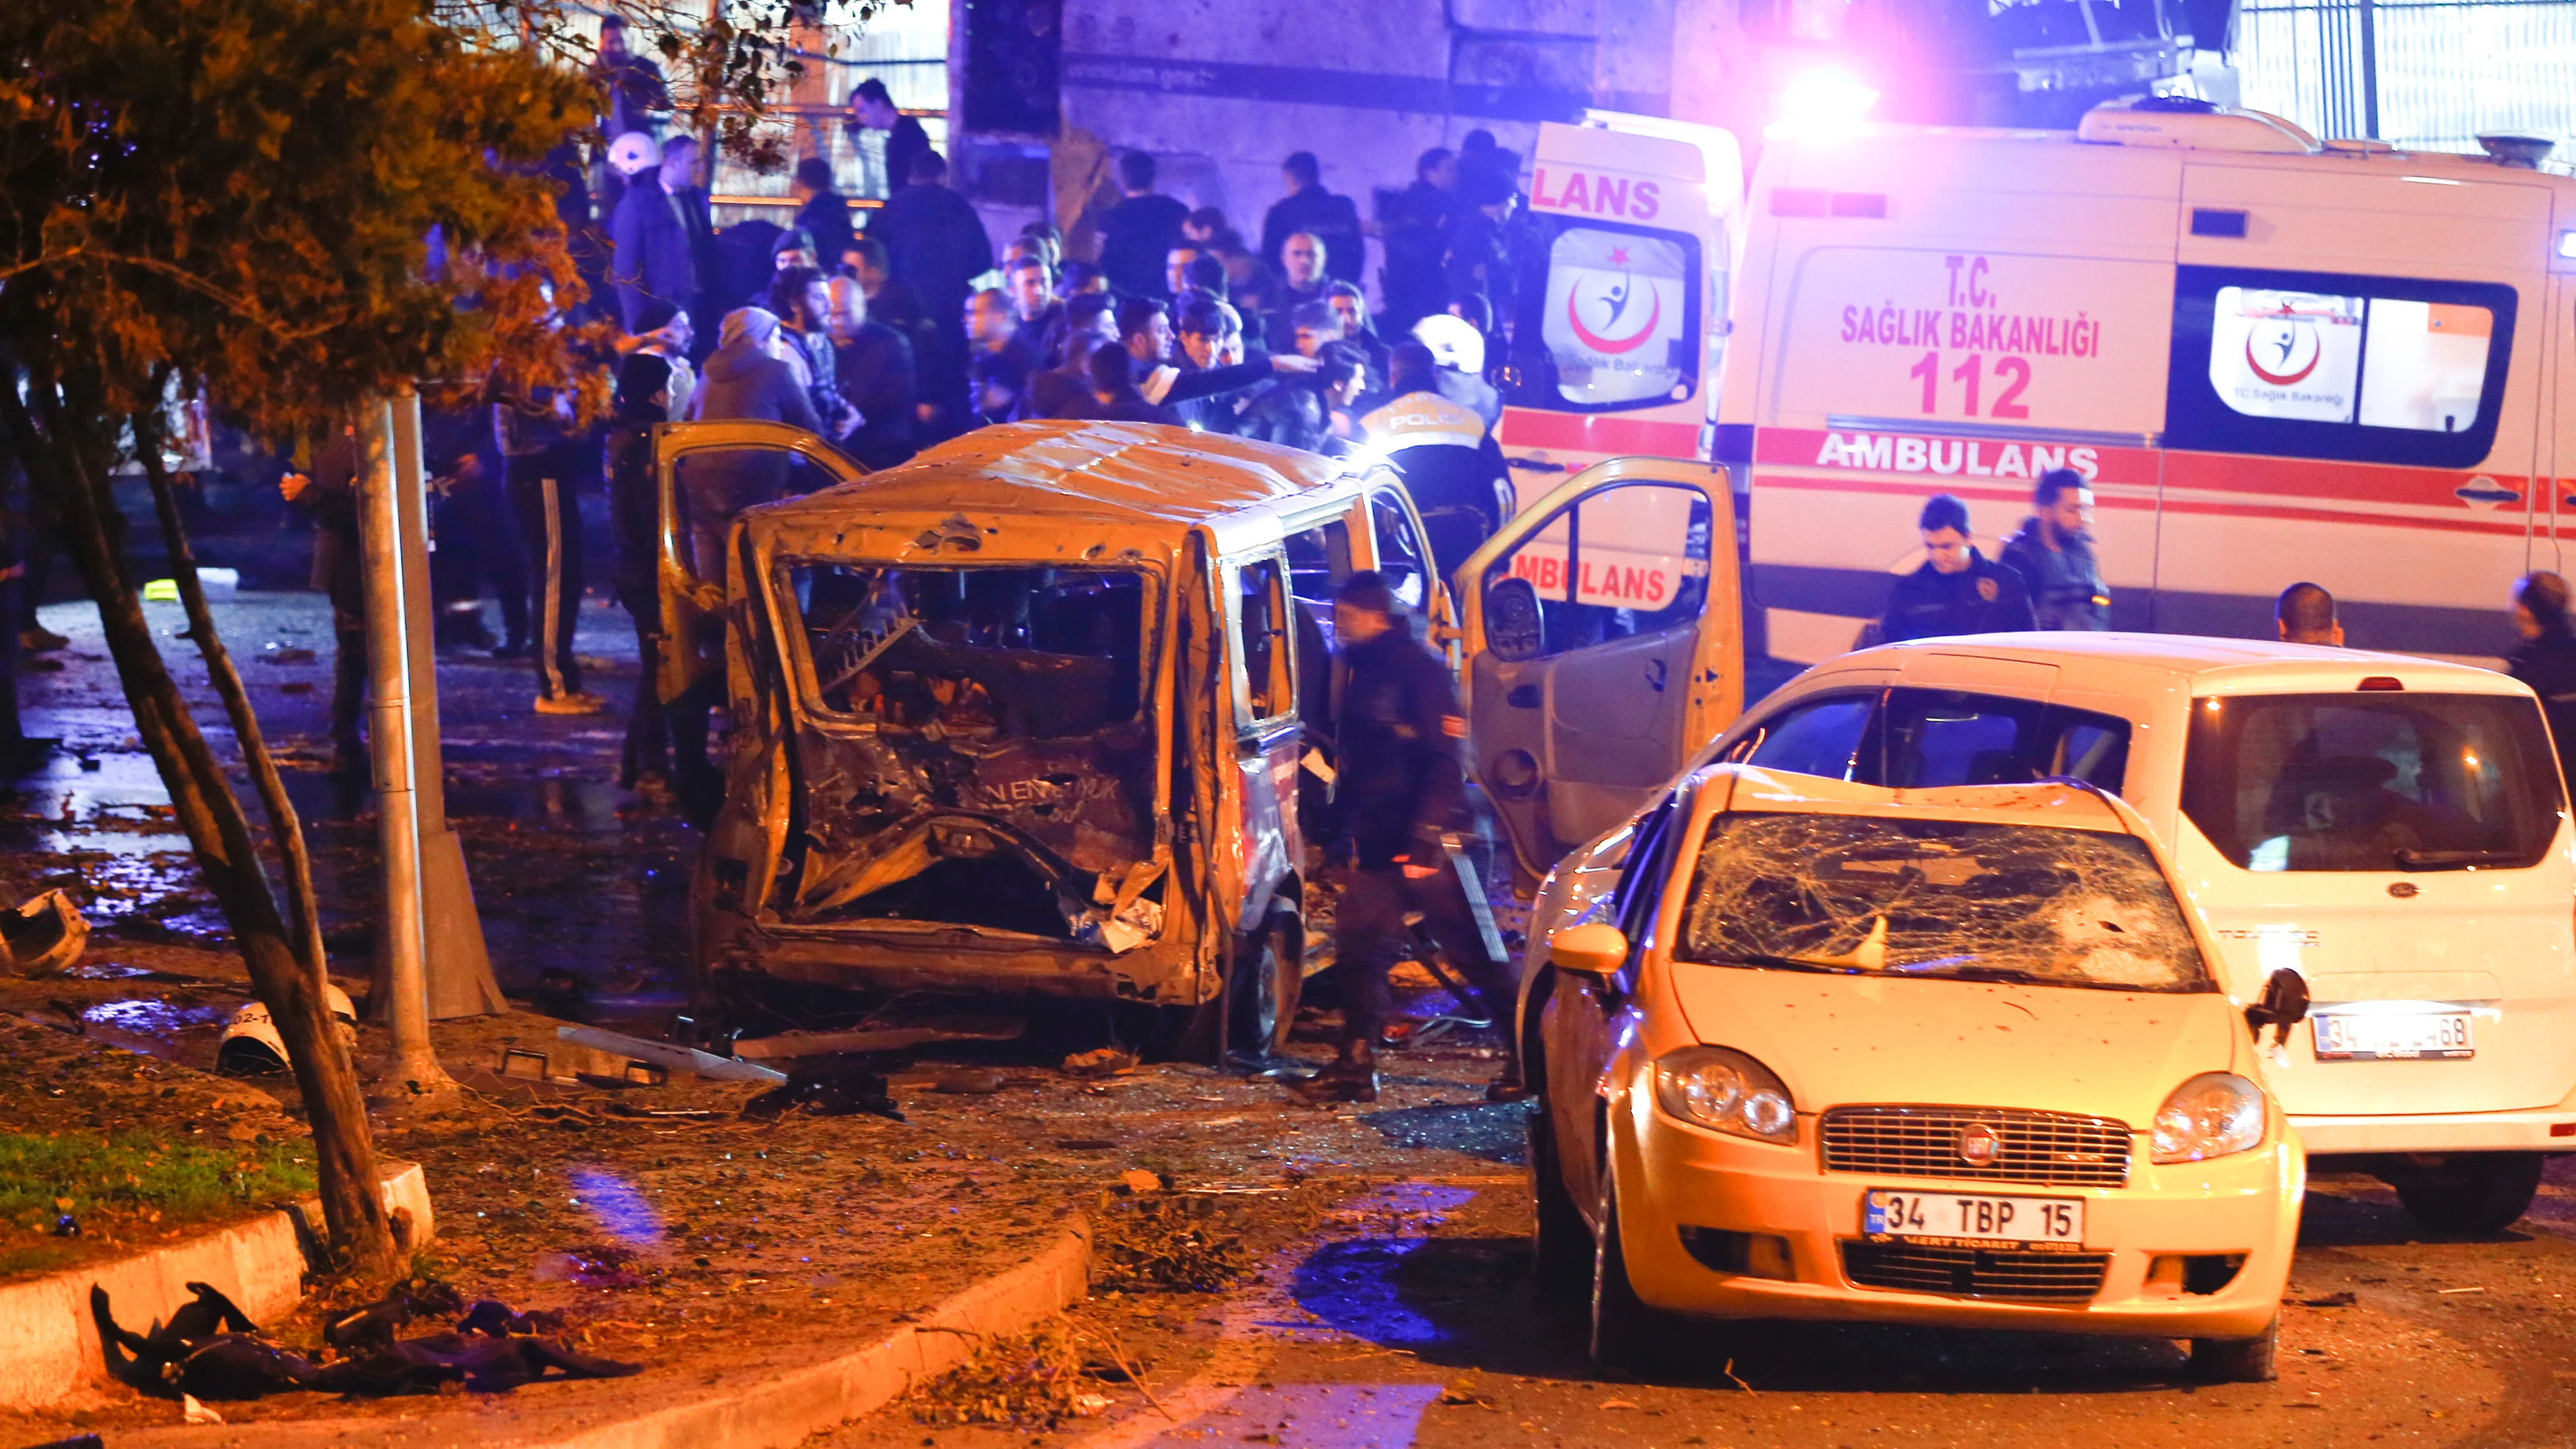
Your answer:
[0,1161,434,1411]
[97,1214,1092,1448]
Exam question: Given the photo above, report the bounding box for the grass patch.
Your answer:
[0,1242,83,1278]
[0,1130,317,1233]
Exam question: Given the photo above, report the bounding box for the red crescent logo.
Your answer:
[2244,325,2321,386]
[1567,280,1661,355]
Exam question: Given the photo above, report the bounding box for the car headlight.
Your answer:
[1652,1046,1798,1144]
[2151,1072,2266,1164]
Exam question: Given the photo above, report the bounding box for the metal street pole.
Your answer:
[387,391,504,1018]
[358,398,459,1108]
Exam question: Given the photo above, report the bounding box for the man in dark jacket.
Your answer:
[1379,147,1457,337]
[491,316,605,715]
[1879,494,2037,642]
[870,150,991,441]
[828,275,919,467]
[789,157,856,291]
[610,146,698,333]
[1261,152,1363,284]
[847,77,930,201]
[280,423,367,768]
[1997,469,2110,631]
[1097,151,1190,299]
[2508,571,2576,798]
[1295,572,1520,1103]
[1443,171,1518,325]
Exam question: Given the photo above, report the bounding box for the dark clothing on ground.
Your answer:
[1098,192,1191,299]
[1261,185,1365,284]
[837,322,921,468]
[1997,517,2109,631]
[609,175,698,333]
[1880,551,2039,642]
[2508,631,2576,799]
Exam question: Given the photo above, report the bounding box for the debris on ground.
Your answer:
[739,1057,905,1122]
[1091,1189,1252,1292]
[1,889,88,976]
[910,1319,1105,1428]
[2299,1290,2359,1308]
[1060,1046,1138,1079]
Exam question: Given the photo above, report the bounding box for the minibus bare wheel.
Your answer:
[1225,910,1302,1062]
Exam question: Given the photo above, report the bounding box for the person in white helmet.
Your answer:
[1410,313,1499,430]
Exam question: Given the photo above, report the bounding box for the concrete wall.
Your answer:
[1055,0,1739,297]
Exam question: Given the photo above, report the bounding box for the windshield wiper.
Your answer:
[2395,847,2523,871]
[1708,952,1853,975]
[1912,964,2050,985]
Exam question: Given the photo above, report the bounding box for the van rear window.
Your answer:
[2166,266,2515,469]
[1512,217,1702,414]
[2181,692,2561,872]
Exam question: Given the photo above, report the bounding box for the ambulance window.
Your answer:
[1482,483,1711,659]
[2166,266,2514,469]
[1516,219,1702,414]
[1234,558,1293,724]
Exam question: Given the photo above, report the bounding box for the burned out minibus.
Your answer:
[655,419,1456,1057]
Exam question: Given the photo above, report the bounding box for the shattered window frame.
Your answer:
[767,555,1170,734]
[1674,811,2222,996]
[1226,552,1298,731]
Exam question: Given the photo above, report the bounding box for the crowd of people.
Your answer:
[244,55,1543,817]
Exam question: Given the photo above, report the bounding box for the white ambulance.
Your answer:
[1718,96,2576,667]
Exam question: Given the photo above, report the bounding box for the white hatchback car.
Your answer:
[1694,634,2576,1231]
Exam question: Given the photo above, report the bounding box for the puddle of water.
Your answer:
[81,998,238,1034]
[1285,1183,1479,1347]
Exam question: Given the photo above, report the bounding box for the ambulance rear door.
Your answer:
[2160,162,2547,648]
[1454,457,1743,887]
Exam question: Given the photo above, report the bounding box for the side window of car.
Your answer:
[1728,693,1879,782]
[1612,798,1677,945]
[1880,688,2132,793]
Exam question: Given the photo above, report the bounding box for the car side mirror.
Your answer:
[1549,921,1630,979]
[2244,967,2310,1046]
[1485,575,1543,663]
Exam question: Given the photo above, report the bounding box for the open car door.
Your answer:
[1454,456,1742,888]
[651,420,866,704]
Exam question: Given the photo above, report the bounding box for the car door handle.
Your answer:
[1646,659,1667,693]
[1507,684,1542,708]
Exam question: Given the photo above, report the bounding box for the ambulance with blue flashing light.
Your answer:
[1717,96,2576,667]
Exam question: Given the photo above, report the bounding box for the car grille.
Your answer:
[1819,1105,2132,1188]
[1839,1241,2110,1303]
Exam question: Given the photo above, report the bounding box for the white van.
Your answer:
[1699,634,2576,1232]
[1717,97,2576,667]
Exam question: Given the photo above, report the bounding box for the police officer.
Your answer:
[1357,341,1512,579]
[1298,571,1523,1104]
[1880,493,2037,643]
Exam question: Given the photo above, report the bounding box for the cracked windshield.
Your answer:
[1678,814,2215,992]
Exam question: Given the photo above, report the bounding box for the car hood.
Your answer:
[1666,965,2240,1127]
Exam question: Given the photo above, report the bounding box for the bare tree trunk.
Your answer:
[0,372,398,1280]
[134,424,330,988]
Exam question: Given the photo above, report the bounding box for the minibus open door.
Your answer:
[1453,456,1744,890]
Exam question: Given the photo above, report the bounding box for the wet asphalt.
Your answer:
[22,578,2576,1446]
